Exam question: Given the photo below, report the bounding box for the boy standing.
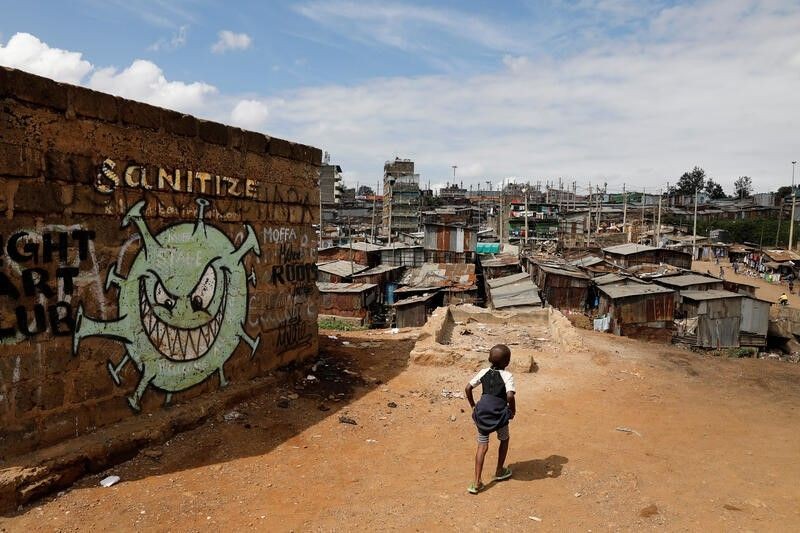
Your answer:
[465,344,516,494]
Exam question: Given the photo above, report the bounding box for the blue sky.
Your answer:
[1,0,800,194]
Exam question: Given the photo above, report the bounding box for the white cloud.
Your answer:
[294,1,520,54]
[211,30,252,54]
[230,99,269,129]
[148,25,188,52]
[0,32,92,84]
[89,60,217,114]
[267,0,800,193]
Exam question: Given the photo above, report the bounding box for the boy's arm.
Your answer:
[465,383,476,408]
[507,391,516,418]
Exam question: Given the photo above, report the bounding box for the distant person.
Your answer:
[719,266,725,279]
[465,344,516,494]
[790,280,795,295]
[779,293,789,306]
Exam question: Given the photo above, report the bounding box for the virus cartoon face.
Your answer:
[73,198,260,411]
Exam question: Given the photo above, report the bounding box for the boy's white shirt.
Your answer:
[468,368,515,393]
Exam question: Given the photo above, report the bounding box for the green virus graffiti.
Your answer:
[73,198,260,411]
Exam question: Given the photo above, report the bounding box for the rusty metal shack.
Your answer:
[654,273,724,293]
[486,272,542,311]
[722,279,758,298]
[480,254,522,280]
[350,264,405,303]
[570,255,616,275]
[317,282,379,325]
[676,290,743,348]
[739,296,770,347]
[534,264,591,310]
[393,292,438,328]
[316,260,369,283]
[596,284,676,342]
[395,263,478,305]
[379,244,425,267]
[603,243,692,269]
[318,242,383,267]
[423,223,477,263]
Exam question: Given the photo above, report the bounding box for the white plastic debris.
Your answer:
[306,375,317,381]
[528,516,542,522]
[391,328,399,334]
[366,439,378,443]
[327,335,338,340]
[341,341,350,345]
[100,475,120,487]
[223,410,245,422]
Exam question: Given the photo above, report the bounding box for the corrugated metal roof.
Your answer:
[763,249,800,262]
[570,256,605,267]
[487,272,530,288]
[680,289,743,301]
[316,282,377,293]
[490,278,542,309]
[316,260,369,277]
[593,273,646,285]
[538,264,591,279]
[393,292,438,307]
[350,264,405,277]
[339,242,383,252]
[598,284,675,299]
[399,263,477,290]
[603,243,658,255]
[655,274,722,288]
[480,254,520,268]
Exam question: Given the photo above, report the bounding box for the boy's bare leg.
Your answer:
[474,442,489,486]
[496,438,509,476]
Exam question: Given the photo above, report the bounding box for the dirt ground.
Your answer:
[693,259,798,308]
[2,323,800,531]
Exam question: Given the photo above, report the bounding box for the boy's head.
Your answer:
[489,344,511,369]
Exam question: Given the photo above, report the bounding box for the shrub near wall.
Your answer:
[0,67,321,458]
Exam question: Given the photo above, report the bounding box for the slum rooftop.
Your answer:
[603,243,658,255]
[317,260,369,277]
[598,283,674,299]
[655,274,722,288]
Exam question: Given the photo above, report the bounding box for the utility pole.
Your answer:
[776,196,783,247]
[640,189,645,244]
[587,182,592,240]
[348,216,354,275]
[524,185,530,248]
[692,187,699,260]
[790,161,797,251]
[656,189,662,246]
[371,179,378,243]
[595,185,601,236]
[622,183,627,242]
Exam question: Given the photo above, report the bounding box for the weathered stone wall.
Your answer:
[0,67,320,458]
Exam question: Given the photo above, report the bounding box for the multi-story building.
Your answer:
[320,161,343,206]
[382,158,420,238]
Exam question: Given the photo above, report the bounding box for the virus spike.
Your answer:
[121,200,161,259]
[105,263,126,291]
[239,324,260,359]
[230,224,261,266]
[193,197,210,237]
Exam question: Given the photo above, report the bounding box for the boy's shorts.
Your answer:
[477,424,509,444]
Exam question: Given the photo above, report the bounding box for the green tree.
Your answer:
[704,179,725,199]
[357,185,374,196]
[733,176,753,199]
[675,166,706,195]
[776,185,793,206]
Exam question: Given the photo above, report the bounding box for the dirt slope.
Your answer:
[2,328,799,531]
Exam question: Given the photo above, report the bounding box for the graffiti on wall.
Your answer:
[96,159,316,222]
[0,228,98,342]
[72,198,261,411]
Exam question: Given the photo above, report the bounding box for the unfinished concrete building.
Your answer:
[382,158,420,239]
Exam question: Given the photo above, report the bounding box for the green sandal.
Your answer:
[494,467,512,481]
[467,482,484,494]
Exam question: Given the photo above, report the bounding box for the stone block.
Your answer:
[119,98,161,130]
[0,141,43,178]
[162,109,197,137]
[0,67,68,111]
[69,87,119,122]
[198,120,229,145]
[268,137,293,159]
[244,131,268,154]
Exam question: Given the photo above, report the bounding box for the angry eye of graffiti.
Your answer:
[190,263,217,312]
[154,279,176,310]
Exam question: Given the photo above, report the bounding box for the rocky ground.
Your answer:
[2,322,800,531]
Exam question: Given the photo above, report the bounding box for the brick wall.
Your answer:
[0,67,320,458]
